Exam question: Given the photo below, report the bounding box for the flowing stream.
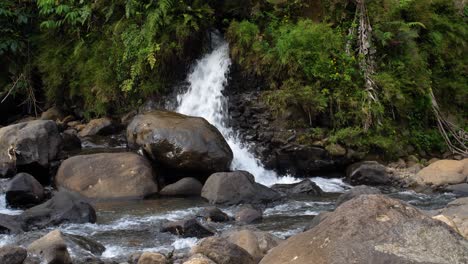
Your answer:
[176,34,295,186]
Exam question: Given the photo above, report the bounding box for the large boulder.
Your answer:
[0,120,61,177]
[127,111,233,174]
[5,172,45,208]
[161,218,214,238]
[335,185,381,206]
[201,171,281,205]
[436,197,468,239]
[223,229,282,263]
[0,245,27,264]
[21,190,96,229]
[191,237,255,264]
[415,159,468,187]
[28,229,72,264]
[235,206,263,224]
[271,180,322,197]
[197,207,231,223]
[260,195,468,264]
[137,252,168,264]
[159,177,202,197]
[55,153,158,199]
[346,161,393,186]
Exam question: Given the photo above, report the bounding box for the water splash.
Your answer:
[176,34,296,186]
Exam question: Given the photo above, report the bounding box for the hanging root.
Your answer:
[429,89,467,156]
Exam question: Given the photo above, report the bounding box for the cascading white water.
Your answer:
[176,34,297,186]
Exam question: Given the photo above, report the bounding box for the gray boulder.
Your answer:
[260,195,468,264]
[235,206,263,224]
[127,111,233,174]
[201,171,281,205]
[271,180,323,196]
[159,177,202,197]
[0,120,61,177]
[197,207,230,223]
[28,229,72,264]
[6,173,45,208]
[346,161,392,186]
[161,218,214,238]
[55,153,158,199]
[78,117,115,137]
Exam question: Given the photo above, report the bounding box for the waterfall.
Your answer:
[176,34,296,186]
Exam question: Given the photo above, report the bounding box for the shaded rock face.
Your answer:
[191,237,255,264]
[201,171,281,205]
[0,245,27,264]
[127,111,233,175]
[271,180,322,197]
[184,253,216,264]
[0,191,96,233]
[55,153,158,199]
[416,159,468,187]
[346,161,393,186]
[0,120,61,178]
[159,177,202,197]
[260,195,468,264]
[5,172,45,209]
[161,218,214,238]
[335,185,381,206]
[225,90,352,177]
[223,229,282,263]
[28,229,72,264]
[197,207,231,223]
[40,107,65,121]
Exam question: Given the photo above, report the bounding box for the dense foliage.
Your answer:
[0,0,466,157]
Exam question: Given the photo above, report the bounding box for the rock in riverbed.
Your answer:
[5,172,45,208]
[159,177,203,197]
[346,161,393,186]
[335,185,381,206]
[56,152,158,199]
[127,111,233,175]
[161,218,214,238]
[191,237,255,264]
[201,171,281,205]
[0,245,27,264]
[0,120,61,177]
[415,159,468,187]
[434,197,468,239]
[223,229,282,263]
[28,229,72,264]
[271,180,322,197]
[260,194,468,264]
[0,190,96,233]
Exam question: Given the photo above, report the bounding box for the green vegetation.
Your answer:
[0,0,466,157]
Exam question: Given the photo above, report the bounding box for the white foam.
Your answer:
[172,237,198,250]
[0,194,23,215]
[271,228,303,239]
[310,177,350,193]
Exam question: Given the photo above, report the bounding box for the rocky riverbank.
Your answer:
[0,107,466,263]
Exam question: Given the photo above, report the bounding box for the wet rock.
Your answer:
[40,107,65,121]
[260,195,468,264]
[346,161,393,186]
[437,197,468,239]
[127,111,233,175]
[78,117,115,137]
[415,159,468,187]
[159,177,202,197]
[55,153,158,199]
[197,207,230,223]
[0,245,27,264]
[28,229,72,264]
[271,180,322,197]
[444,183,468,196]
[6,172,45,208]
[137,252,168,264]
[335,185,381,206]
[235,206,262,224]
[19,190,96,231]
[191,237,255,264]
[161,218,214,238]
[60,132,81,152]
[201,171,281,205]
[223,229,282,263]
[183,253,216,264]
[64,233,106,256]
[0,120,61,177]
[325,143,346,157]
